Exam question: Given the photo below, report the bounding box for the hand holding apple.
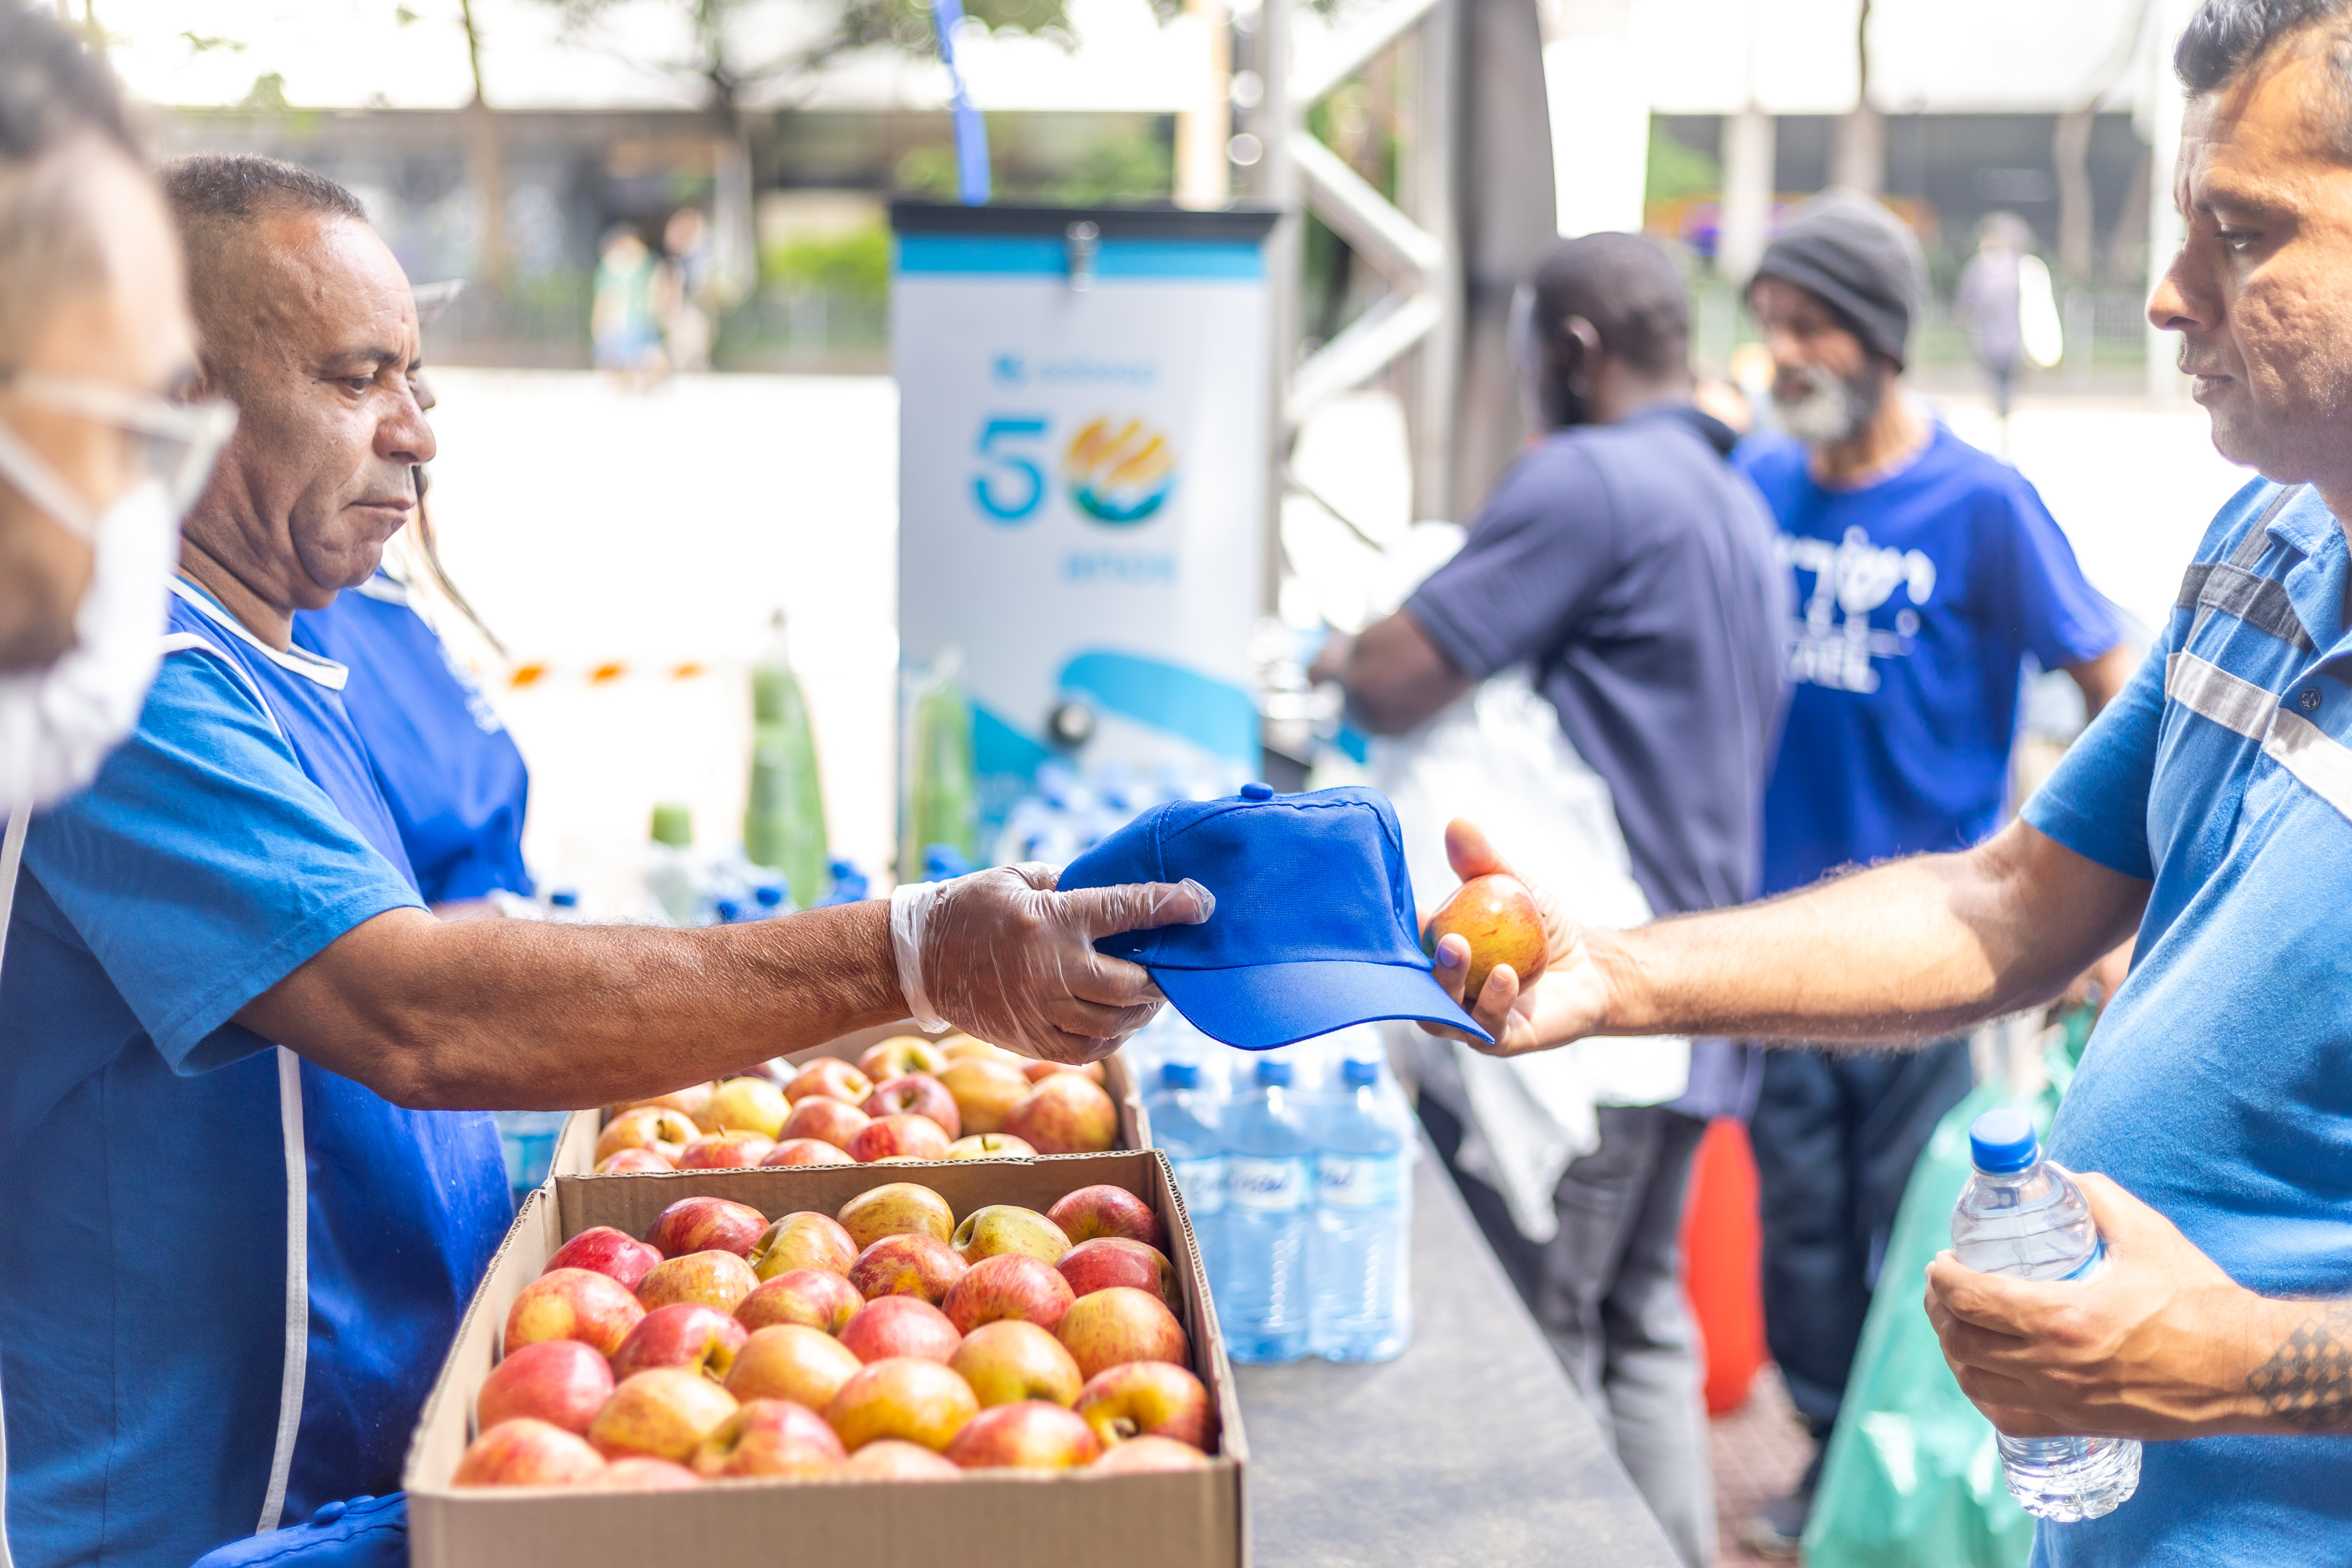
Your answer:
[1422,872,1548,997]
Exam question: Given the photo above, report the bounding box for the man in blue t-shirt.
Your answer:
[1415,9,2352,1561]
[1322,232,1786,1568]
[1728,192,2132,1555]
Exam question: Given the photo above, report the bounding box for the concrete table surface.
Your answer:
[1231,1141,1681,1568]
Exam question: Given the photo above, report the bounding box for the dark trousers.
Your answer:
[1749,1040,1975,1444]
[1424,1097,1715,1568]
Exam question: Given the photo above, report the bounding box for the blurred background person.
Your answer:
[1731,190,2133,1559]
[660,205,716,372]
[0,2,222,812]
[589,223,663,382]
[1956,211,2065,432]
[1320,232,1787,1568]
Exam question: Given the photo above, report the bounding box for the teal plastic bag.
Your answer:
[1801,1017,2089,1568]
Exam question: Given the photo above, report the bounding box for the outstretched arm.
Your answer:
[1426,815,2149,1055]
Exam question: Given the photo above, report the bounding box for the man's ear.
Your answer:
[1559,314,1602,393]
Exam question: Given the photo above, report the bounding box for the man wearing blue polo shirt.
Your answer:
[1727,193,2132,1553]
[1425,2,2352,1561]
[0,152,1206,1568]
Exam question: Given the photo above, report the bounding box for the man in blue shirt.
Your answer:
[1,153,1209,1568]
[1322,232,1787,1567]
[1421,4,2352,1561]
[1728,193,2132,1555]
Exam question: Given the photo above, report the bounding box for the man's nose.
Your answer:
[1760,324,1805,369]
[379,387,437,467]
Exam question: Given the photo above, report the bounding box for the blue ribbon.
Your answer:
[931,0,992,205]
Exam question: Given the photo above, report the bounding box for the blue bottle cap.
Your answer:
[548,889,579,908]
[1159,1060,1200,1090]
[1255,1058,1293,1087]
[754,884,784,908]
[1241,782,1275,800]
[1968,1107,2039,1175]
[829,858,856,878]
[714,899,740,924]
[1342,1058,1381,1088]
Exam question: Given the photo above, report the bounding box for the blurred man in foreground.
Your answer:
[1425,4,2352,1561]
[0,151,1209,1568]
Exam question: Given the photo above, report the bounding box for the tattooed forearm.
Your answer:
[2247,1301,2352,1429]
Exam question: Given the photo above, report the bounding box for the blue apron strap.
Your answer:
[0,790,20,1568]
[155,629,312,1532]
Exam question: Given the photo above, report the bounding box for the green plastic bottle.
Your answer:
[744,611,828,910]
[901,648,978,880]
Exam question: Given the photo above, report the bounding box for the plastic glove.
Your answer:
[891,863,1214,1064]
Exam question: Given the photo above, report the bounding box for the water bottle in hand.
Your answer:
[1950,1107,2141,1522]
[1308,1056,1412,1362]
[1221,1058,1313,1363]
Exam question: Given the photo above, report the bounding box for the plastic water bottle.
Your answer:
[1951,1107,2141,1522]
[1220,1058,1314,1363]
[493,1110,571,1201]
[746,611,829,910]
[645,802,701,925]
[1145,1061,1227,1283]
[1309,1057,1413,1361]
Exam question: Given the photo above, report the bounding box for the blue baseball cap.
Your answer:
[1058,783,1493,1050]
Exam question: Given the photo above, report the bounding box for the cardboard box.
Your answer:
[404,1150,1246,1568]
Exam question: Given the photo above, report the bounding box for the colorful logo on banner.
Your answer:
[1063,417,1175,525]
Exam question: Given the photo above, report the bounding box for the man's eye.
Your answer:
[345,377,373,393]
[2216,228,2258,253]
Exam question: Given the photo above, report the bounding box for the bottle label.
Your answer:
[1316,1153,1405,1210]
[1170,1154,1225,1215]
[1226,1155,1308,1212]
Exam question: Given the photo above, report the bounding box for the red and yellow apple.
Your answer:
[778,1095,870,1151]
[503,1267,645,1357]
[942,1401,1101,1470]
[613,1082,715,1120]
[696,1076,790,1138]
[943,1251,1076,1336]
[848,1233,968,1304]
[737,1268,863,1335]
[1056,1286,1188,1380]
[545,1226,663,1292]
[837,1183,955,1250]
[748,1211,859,1280]
[645,1196,768,1259]
[674,1130,775,1170]
[838,1294,962,1364]
[825,1357,979,1451]
[475,1339,613,1436]
[1005,1074,1118,1155]
[786,1058,873,1106]
[587,1367,739,1462]
[837,1439,963,1479]
[937,1058,1030,1136]
[595,1148,671,1175]
[944,1133,1037,1161]
[610,1302,748,1383]
[453,1418,606,1487]
[692,1397,846,1478]
[949,1320,1083,1408]
[863,1074,962,1140]
[950,1204,1071,1267]
[1422,872,1548,996]
[595,1106,698,1165]
[1056,1238,1178,1306]
[846,1114,952,1164]
[579,1455,702,1490]
[1048,1185,1167,1251]
[1091,1435,1210,1473]
[759,1138,858,1167]
[859,1035,950,1082]
[1021,1059,1106,1085]
[726,1324,863,1410]
[637,1250,758,1315]
[1074,1360,1209,1449]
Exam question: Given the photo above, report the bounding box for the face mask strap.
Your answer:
[0,409,99,544]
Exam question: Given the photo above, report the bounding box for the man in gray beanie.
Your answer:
[1729,191,2135,1557]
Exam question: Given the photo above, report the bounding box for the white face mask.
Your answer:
[0,476,179,809]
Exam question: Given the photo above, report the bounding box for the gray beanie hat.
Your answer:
[1749,189,1927,369]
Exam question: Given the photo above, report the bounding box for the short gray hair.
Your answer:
[2175,0,2352,156]
[160,153,365,229]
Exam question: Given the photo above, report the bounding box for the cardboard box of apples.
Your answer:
[404,1052,1242,1568]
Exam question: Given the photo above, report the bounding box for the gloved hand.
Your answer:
[891,864,1214,1064]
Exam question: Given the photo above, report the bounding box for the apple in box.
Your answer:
[581,1456,702,1490]
[945,1133,1035,1160]
[951,1204,1070,1267]
[1048,1185,1168,1250]
[595,1106,697,1166]
[1093,1435,1209,1473]
[1075,1360,1209,1449]
[1021,1059,1106,1085]
[614,1082,714,1120]
[696,1075,789,1138]
[645,1196,767,1259]
[839,1294,962,1363]
[1422,872,1548,996]
[727,1324,864,1410]
[693,1398,846,1478]
[637,1250,758,1314]
[837,1182,954,1250]
[786,1058,873,1106]
[611,1302,748,1382]
[778,1095,870,1151]
[595,1148,671,1174]
[847,1113,951,1164]
[453,1418,606,1487]
[545,1226,662,1292]
[475,1340,613,1435]
[588,1367,739,1462]
[749,1211,859,1279]
[864,1074,962,1140]
[943,1252,1074,1335]
[949,1320,1082,1408]
[675,1130,774,1169]
[859,1034,950,1082]
[1057,1238,1178,1306]
[943,1401,1101,1470]
[760,1138,857,1167]
[504,1267,644,1357]
[938,1057,1030,1136]
[848,1233,967,1304]
[1057,1286,1188,1380]
[825,1357,978,1451]
[838,1439,962,1479]
[738,1268,863,1334]
[1004,1074,1118,1154]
